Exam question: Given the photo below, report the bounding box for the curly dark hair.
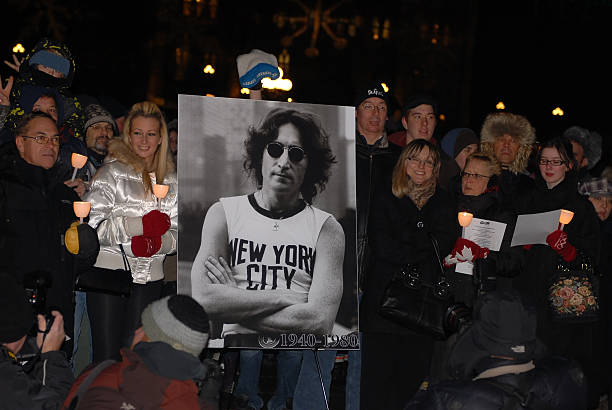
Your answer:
[243,108,336,203]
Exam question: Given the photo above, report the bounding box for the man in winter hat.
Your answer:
[84,103,114,177]
[480,112,535,174]
[479,112,537,208]
[63,294,220,409]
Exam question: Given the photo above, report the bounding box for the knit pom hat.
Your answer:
[236,49,280,89]
[0,273,34,343]
[141,295,210,357]
[84,104,115,132]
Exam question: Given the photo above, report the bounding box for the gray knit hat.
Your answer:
[141,295,210,357]
[563,126,602,170]
[84,103,115,131]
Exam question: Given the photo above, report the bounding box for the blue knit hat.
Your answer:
[236,49,280,89]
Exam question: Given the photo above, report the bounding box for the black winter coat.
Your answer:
[0,346,74,410]
[0,143,82,347]
[405,356,587,410]
[452,190,518,305]
[360,186,458,334]
[355,139,401,289]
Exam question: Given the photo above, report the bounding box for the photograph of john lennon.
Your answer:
[177,95,358,349]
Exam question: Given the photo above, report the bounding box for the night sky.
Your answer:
[3,0,612,145]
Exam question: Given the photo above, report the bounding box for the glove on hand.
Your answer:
[65,222,100,260]
[131,235,161,258]
[444,237,490,268]
[546,229,577,262]
[142,210,170,237]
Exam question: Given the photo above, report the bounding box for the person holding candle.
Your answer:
[84,101,177,362]
[0,111,99,358]
[509,136,601,408]
[439,152,520,303]
[360,139,458,408]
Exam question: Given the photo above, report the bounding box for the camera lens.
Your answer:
[444,303,472,335]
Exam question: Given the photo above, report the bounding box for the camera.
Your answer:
[22,271,55,335]
[443,302,472,335]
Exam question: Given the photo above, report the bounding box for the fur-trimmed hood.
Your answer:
[106,139,175,185]
[480,112,536,174]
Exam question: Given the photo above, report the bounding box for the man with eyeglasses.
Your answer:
[0,111,99,359]
[84,103,115,181]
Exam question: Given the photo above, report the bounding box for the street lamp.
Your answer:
[203,64,215,74]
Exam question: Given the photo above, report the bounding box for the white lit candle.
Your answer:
[73,201,91,224]
[458,211,473,228]
[559,209,574,230]
[70,153,88,182]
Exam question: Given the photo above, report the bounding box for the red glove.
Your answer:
[142,210,170,237]
[546,230,577,262]
[131,235,161,257]
[444,237,490,267]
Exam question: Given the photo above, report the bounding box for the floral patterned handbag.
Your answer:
[548,252,599,323]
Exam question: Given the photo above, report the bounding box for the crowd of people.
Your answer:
[0,37,609,410]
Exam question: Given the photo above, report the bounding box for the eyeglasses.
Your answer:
[21,135,61,146]
[91,123,114,133]
[539,159,565,166]
[361,103,387,112]
[266,141,307,162]
[461,171,490,180]
[407,156,434,168]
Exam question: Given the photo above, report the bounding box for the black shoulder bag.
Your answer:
[378,233,454,339]
[75,244,132,297]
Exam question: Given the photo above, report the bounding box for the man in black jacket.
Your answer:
[0,111,98,357]
[0,273,74,410]
[404,290,587,410]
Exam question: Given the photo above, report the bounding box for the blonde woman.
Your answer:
[360,139,458,408]
[85,101,177,362]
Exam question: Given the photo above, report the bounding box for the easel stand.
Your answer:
[313,348,330,410]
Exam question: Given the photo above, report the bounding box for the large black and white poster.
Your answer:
[177,95,357,349]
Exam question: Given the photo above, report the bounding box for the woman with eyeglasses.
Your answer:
[360,139,458,408]
[511,136,601,407]
[438,152,521,304]
[84,101,177,362]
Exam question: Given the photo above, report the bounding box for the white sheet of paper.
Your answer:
[510,209,562,247]
[456,217,507,275]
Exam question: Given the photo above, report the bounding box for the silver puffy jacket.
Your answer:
[85,159,177,284]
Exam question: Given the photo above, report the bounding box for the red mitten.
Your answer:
[131,235,162,257]
[142,210,171,237]
[546,230,577,262]
[444,237,490,267]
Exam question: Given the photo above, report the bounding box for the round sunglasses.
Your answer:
[266,141,307,162]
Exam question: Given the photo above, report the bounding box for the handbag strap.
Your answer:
[428,232,447,281]
[119,244,131,273]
